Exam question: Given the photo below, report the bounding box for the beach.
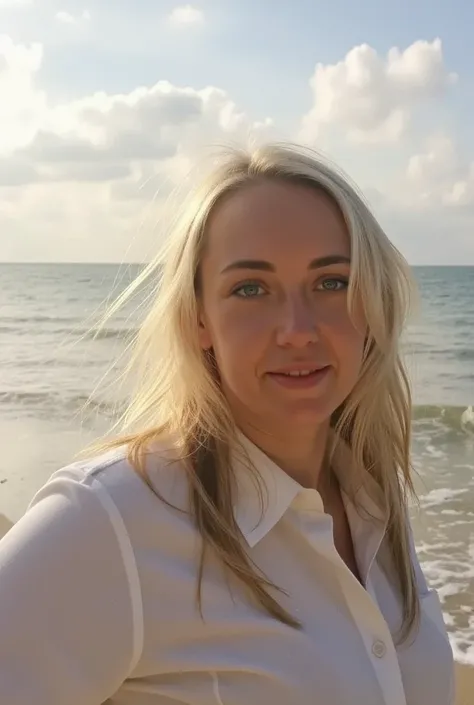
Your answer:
[1,262,473,700]
[456,664,474,705]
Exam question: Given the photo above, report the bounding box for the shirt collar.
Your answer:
[232,430,386,548]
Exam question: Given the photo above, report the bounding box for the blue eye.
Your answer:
[317,277,348,292]
[232,283,265,298]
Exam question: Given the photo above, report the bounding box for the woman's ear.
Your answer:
[197,306,212,350]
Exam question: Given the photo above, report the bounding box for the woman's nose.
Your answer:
[275,297,319,348]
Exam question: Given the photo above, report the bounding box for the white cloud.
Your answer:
[168,4,204,26]
[1,179,144,263]
[0,35,46,155]
[406,134,474,207]
[5,75,273,186]
[300,38,456,145]
[0,33,472,264]
[55,9,90,25]
[0,35,273,261]
[55,11,75,24]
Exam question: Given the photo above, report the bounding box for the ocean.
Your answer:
[1,262,473,664]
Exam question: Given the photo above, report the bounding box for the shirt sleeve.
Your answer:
[0,465,141,705]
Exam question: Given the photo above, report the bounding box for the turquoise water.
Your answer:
[0,263,473,662]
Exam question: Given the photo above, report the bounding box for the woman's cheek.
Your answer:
[222,305,271,337]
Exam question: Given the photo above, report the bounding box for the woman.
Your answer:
[0,143,454,704]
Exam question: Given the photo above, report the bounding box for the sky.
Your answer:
[1,1,473,264]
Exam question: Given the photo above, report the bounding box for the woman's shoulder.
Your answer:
[0,443,174,702]
[11,440,193,570]
[29,439,192,531]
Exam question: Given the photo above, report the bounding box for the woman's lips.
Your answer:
[266,366,331,389]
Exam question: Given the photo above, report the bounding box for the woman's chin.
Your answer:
[267,397,336,425]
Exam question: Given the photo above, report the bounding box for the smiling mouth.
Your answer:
[268,365,330,376]
[275,369,321,377]
[266,366,331,388]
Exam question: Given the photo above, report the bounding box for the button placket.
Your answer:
[293,499,407,705]
[335,564,407,705]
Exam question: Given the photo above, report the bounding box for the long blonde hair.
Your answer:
[85,142,418,642]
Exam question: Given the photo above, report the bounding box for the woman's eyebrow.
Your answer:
[220,254,351,275]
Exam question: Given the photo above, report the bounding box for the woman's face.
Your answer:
[197,180,366,433]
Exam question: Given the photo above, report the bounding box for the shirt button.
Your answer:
[372,639,387,658]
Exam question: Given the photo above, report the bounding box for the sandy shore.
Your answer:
[0,513,472,703]
[0,513,13,538]
[455,664,474,705]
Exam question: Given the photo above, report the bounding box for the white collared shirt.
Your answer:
[0,435,454,705]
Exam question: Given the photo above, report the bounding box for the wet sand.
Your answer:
[0,513,472,703]
[455,664,474,705]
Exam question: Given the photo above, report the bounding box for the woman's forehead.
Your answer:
[204,180,350,266]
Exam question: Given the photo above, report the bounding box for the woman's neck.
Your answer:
[238,419,331,490]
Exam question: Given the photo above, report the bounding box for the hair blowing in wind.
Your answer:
[84,142,419,643]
